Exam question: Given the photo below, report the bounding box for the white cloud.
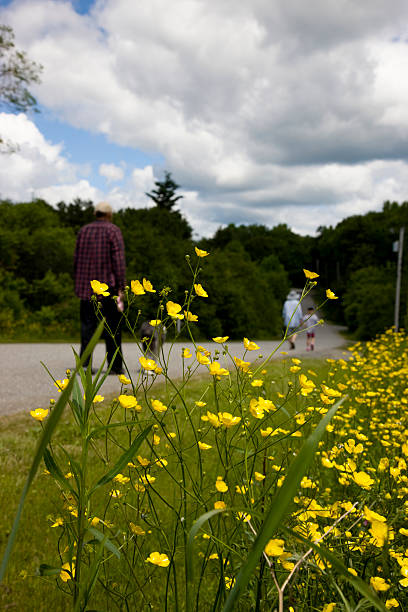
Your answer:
[99,162,124,183]
[2,0,408,237]
[36,179,101,204]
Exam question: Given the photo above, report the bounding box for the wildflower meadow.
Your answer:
[1,249,408,611]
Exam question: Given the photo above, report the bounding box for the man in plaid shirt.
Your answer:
[74,201,126,374]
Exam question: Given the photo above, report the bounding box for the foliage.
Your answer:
[0,198,292,341]
[191,244,289,338]
[0,24,42,113]
[4,194,408,341]
[0,24,42,152]
[145,170,184,211]
[4,259,407,610]
[208,223,312,287]
[343,266,395,339]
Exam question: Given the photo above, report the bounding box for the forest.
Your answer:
[1,191,408,341]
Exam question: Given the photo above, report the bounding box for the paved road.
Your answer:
[0,315,350,416]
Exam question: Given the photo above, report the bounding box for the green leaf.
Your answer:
[0,321,104,583]
[283,527,386,612]
[39,563,61,577]
[87,420,140,441]
[89,425,152,495]
[222,396,346,612]
[85,527,121,559]
[43,448,77,499]
[186,508,225,583]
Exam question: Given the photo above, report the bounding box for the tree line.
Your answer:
[0,189,407,341]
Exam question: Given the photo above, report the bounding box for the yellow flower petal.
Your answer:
[195,247,209,257]
[194,283,208,298]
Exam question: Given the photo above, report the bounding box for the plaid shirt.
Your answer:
[74,220,126,300]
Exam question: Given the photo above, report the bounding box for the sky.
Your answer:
[1,0,408,238]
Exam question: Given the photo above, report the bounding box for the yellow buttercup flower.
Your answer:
[118,374,131,384]
[151,399,168,413]
[118,395,142,411]
[251,379,263,387]
[195,400,206,407]
[130,523,145,536]
[197,351,211,365]
[146,552,170,567]
[149,319,161,326]
[370,576,390,592]
[236,512,251,522]
[352,471,374,490]
[194,283,208,297]
[198,441,212,450]
[166,301,184,319]
[254,472,265,481]
[142,278,156,292]
[90,280,110,296]
[234,356,250,372]
[206,411,221,428]
[30,408,49,421]
[225,576,235,589]
[299,374,315,396]
[218,412,241,427]
[183,348,192,358]
[264,538,285,557]
[139,356,157,371]
[303,269,319,279]
[385,599,399,609]
[114,473,130,484]
[195,247,209,257]
[212,336,229,343]
[60,561,75,582]
[131,279,145,295]
[215,477,228,492]
[208,361,229,377]
[249,399,265,419]
[184,310,198,321]
[369,520,388,547]
[137,455,150,467]
[92,394,104,403]
[110,489,123,498]
[326,289,338,300]
[214,501,226,510]
[243,337,260,351]
[54,378,69,392]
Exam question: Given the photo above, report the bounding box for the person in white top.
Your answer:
[282,290,303,350]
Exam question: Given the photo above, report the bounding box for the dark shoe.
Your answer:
[289,341,295,350]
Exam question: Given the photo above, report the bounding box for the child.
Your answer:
[303,307,319,351]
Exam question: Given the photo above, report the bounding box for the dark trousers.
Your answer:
[80,297,123,372]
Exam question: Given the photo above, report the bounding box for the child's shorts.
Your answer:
[307,332,315,338]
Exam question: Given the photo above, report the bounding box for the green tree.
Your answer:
[343,265,395,339]
[57,198,95,233]
[0,24,42,151]
[145,171,184,210]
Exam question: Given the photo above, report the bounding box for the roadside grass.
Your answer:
[0,357,331,610]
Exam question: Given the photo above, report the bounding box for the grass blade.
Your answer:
[282,527,386,612]
[186,508,225,583]
[222,396,346,612]
[0,321,104,582]
[89,425,152,495]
